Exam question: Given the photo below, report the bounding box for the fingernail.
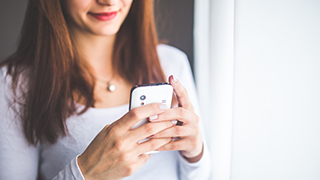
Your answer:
[172,75,178,82]
[149,115,158,121]
[171,120,178,125]
[147,135,154,139]
[159,103,167,110]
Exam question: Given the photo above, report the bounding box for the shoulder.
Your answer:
[0,66,9,91]
[157,44,191,78]
[0,66,16,131]
[157,44,189,67]
[0,65,26,109]
[0,65,29,90]
[157,44,188,61]
[0,66,13,110]
[0,65,8,79]
[0,65,16,93]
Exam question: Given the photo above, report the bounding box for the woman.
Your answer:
[0,0,211,179]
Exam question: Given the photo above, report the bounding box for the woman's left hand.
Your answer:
[150,75,204,163]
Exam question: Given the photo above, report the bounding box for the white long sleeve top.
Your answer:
[0,44,211,180]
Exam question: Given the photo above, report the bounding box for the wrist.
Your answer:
[77,155,87,177]
[181,143,204,163]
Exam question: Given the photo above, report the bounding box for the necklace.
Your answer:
[96,76,116,92]
[107,81,116,92]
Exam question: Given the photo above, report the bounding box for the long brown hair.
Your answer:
[0,0,165,145]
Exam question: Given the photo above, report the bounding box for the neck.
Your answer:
[72,28,116,78]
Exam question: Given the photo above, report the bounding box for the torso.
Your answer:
[0,44,194,180]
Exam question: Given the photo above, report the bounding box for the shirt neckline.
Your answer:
[76,103,129,115]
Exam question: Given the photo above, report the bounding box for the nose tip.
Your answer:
[96,0,118,6]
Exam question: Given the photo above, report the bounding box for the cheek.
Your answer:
[64,0,91,15]
[64,0,92,23]
[75,0,93,9]
[122,0,134,10]
[124,0,133,4]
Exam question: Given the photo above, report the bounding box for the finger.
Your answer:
[133,153,151,172]
[129,120,176,142]
[156,139,204,163]
[117,103,167,130]
[136,153,151,164]
[150,107,198,125]
[135,138,172,155]
[155,138,187,152]
[151,126,194,139]
[169,75,194,112]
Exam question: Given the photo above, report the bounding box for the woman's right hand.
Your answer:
[78,103,174,180]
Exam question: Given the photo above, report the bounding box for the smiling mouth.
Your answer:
[88,12,118,21]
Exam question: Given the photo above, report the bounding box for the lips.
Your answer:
[89,12,118,21]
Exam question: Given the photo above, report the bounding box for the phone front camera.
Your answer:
[140,95,146,100]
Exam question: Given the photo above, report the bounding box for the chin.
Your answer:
[90,27,121,36]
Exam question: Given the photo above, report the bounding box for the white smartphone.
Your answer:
[129,82,173,129]
[129,82,173,153]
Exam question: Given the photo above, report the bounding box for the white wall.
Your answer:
[194,0,234,179]
[231,0,320,180]
[195,0,320,180]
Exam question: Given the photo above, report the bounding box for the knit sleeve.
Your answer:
[52,155,85,180]
[0,67,40,180]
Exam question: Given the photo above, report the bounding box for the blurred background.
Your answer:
[0,0,195,71]
[1,0,320,180]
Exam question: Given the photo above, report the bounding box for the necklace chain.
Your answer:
[96,76,116,92]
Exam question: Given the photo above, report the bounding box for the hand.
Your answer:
[78,103,174,180]
[150,75,204,163]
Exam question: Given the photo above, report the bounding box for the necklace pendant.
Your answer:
[107,82,116,92]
